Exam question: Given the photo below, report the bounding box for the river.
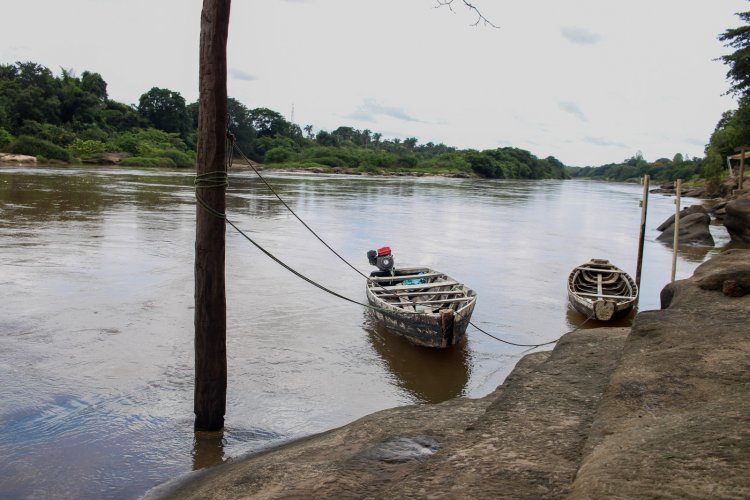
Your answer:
[0,165,730,498]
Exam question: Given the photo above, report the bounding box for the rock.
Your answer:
[683,187,706,197]
[570,249,750,499]
[724,198,750,244]
[656,212,714,246]
[147,250,750,500]
[656,204,707,231]
[723,280,746,297]
[0,153,37,163]
[80,152,128,165]
[148,328,630,500]
[661,248,750,308]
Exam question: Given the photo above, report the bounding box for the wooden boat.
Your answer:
[567,259,638,321]
[366,267,477,348]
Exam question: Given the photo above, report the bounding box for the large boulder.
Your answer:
[656,211,714,246]
[724,198,750,244]
[656,204,707,231]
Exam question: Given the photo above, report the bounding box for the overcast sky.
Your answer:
[1,0,746,166]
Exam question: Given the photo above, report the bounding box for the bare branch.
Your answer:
[435,0,499,28]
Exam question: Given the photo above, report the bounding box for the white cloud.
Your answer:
[561,26,601,45]
[559,101,587,122]
[346,98,423,123]
[0,0,745,165]
[229,68,257,81]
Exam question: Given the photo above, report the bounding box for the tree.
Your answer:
[303,124,314,140]
[81,71,108,101]
[249,107,290,137]
[138,87,191,139]
[227,97,256,154]
[719,9,750,98]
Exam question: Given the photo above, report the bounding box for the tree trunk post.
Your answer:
[195,0,231,432]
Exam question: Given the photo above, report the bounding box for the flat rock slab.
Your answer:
[151,328,628,500]
[569,249,750,499]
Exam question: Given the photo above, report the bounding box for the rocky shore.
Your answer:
[148,249,749,499]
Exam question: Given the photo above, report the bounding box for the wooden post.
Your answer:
[195,0,231,432]
[635,175,649,300]
[671,179,682,282]
[734,146,749,191]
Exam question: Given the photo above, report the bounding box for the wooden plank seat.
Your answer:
[384,297,475,307]
[371,290,467,297]
[375,281,458,291]
[368,272,444,282]
[574,291,636,300]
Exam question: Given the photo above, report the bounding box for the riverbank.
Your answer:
[148,249,750,499]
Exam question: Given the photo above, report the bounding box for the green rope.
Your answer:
[195,170,228,219]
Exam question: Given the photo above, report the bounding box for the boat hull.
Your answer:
[366,267,476,348]
[567,259,638,322]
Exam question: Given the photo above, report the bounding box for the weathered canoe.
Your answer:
[567,259,638,321]
[366,267,477,348]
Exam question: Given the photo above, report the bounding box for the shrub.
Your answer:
[67,139,107,158]
[0,128,13,151]
[264,147,295,164]
[312,156,345,168]
[10,135,71,161]
[120,156,176,167]
[159,148,194,167]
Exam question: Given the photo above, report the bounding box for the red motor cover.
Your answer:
[377,246,391,257]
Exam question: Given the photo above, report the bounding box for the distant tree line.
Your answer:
[566,152,704,184]
[0,60,567,179]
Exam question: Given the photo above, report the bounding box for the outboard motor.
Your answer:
[367,246,395,273]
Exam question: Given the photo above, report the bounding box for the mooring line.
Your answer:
[203,141,572,349]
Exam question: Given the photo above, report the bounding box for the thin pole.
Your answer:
[671,179,682,282]
[195,0,231,432]
[635,175,649,301]
[740,151,745,191]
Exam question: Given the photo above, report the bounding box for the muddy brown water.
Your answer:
[0,166,729,498]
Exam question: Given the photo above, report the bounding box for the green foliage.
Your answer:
[18,120,76,146]
[568,153,704,183]
[10,135,71,161]
[0,128,13,150]
[463,150,503,178]
[106,128,193,166]
[137,87,191,139]
[67,138,106,158]
[119,156,176,167]
[719,10,750,99]
[703,146,725,187]
[0,60,572,177]
[227,97,256,153]
[419,152,471,172]
[264,147,295,163]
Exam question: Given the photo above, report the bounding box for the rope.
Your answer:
[205,140,581,349]
[233,144,377,284]
[466,313,596,349]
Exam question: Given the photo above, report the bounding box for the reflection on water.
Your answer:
[565,306,635,330]
[363,315,470,403]
[0,166,725,498]
[192,431,226,470]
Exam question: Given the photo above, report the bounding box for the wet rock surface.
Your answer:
[724,197,750,244]
[570,249,750,499]
[656,211,714,245]
[150,250,750,499]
